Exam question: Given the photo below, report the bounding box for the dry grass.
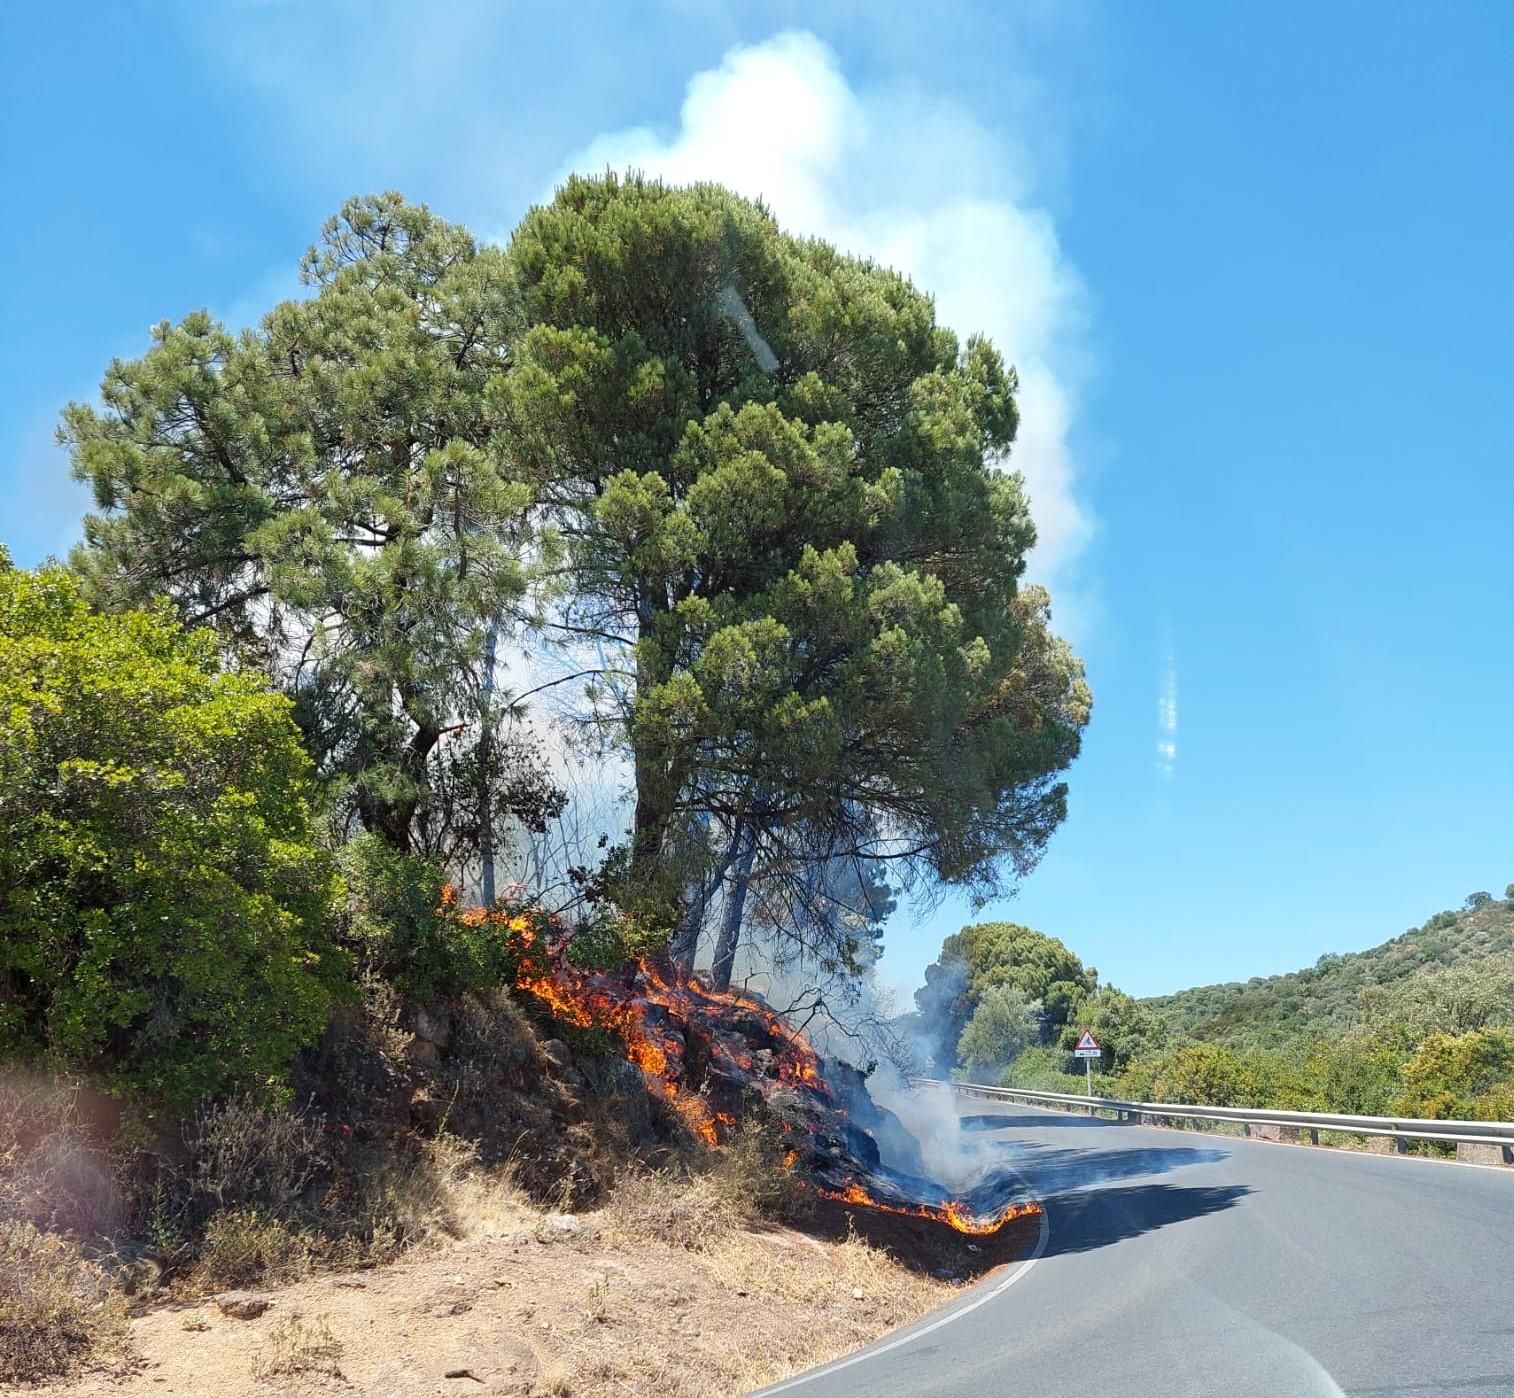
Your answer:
[193,1210,314,1293]
[0,1075,126,1243]
[185,1130,532,1297]
[601,1167,740,1252]
[26,1154,1020,1398]
[248,1315,343,1383]
[601,1119,808,1255]
[357,1131,534,1247]
[576,1158,954,1397]
[185,1097,326,1222]
[0,1218,129,1385]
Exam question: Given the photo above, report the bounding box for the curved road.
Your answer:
[758,1097,1514,1397]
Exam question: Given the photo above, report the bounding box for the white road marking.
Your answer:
[751,1190,1051,1395]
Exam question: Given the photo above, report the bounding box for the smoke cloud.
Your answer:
[553,29,1096,621]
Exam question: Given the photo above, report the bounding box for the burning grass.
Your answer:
[817,1182,1042,1236]
[501,919,1046,1247]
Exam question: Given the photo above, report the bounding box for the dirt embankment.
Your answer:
[1,983,1041,1398]
[26,1177,1038,1398]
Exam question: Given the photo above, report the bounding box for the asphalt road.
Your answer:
[756,1097,1514,1398]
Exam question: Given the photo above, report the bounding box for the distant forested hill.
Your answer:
[1144,892,1514,1050]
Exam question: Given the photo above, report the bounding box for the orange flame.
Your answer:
[817,1183,1042,1236]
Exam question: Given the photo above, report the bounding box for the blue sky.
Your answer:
[3,2,1512,1000]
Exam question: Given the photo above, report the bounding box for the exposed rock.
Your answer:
[541,1213,587,1240]
[424,1282,475,1318]
[406,1036,441,1065]
[539,1038,573,1072]
[496,1336,540,1381]
[409,1086,445,1133]
[414,1005,451,1047]
[214,1290,273,1320]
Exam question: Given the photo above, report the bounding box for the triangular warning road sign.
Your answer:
[1074,1029,1100,1052]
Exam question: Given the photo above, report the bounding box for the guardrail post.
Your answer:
[1394,1137,1409,1154]
[1456,1142,1514,1166]
[1308,1128,1319,1146]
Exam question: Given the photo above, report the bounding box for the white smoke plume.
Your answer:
[553,29,1096,615]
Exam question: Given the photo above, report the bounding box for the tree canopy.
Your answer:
[957,983,1041,1075]
[497,173,1089,971]
[915,920,1096,1067]
[62,193,560,857]
[0,553,345,1101]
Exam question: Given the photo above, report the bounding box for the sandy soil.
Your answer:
[17,1195,1039,1398]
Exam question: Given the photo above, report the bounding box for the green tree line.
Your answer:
[921,899,1514,1126]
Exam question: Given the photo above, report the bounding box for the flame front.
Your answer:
[817,1182,1042,1236]
[489,907,1036,1236]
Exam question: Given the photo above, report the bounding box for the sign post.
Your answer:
[1073,1029,1102,1111]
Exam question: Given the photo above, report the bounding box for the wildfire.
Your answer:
[817,1183,1042,1237]
[481,897,1040,1239]
[624,1036,668,1076]
[496,911,836,1153]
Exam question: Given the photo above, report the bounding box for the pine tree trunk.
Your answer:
[710,833,756,992]
[479,622,498,904]
[666,824,745,979]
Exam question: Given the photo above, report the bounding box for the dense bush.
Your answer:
[339,834,496,1000]
[336,834,572,999]
[1121,1042,1259,1107]
[998,1045,1104,1094]
[0,557,347,1102]
[1296,1037,1402,1116]
[1057,986,1169,1071]
[1395,1030,1514,1120]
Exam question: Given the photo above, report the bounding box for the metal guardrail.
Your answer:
[914,1078,1514,1154]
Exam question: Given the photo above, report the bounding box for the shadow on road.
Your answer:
[959,1112,1123,1132]
[1040,1181,1252,1256]
[996,1142,1231,1196]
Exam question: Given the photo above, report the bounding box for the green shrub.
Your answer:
[564,908,668,971]
[0,1218,127,1383]
[338,834,538,999]
[1472,1080,1514,1122]
[1396,1029,1514,1119]
[0,557,347,1102]
[1298,1037,1403,1116]
[1060,986,1170,1072]
[958,985,1041,1076]
[1127,1042,1258,1107]
[1000,1044,1099,1093]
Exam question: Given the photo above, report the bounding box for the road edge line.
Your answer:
[750,1185,1051,1395]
